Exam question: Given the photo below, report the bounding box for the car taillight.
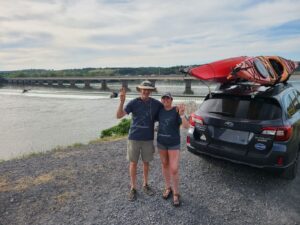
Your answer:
[187,136,190,145]
[189,113,204,127]
[261,125,293,141]
[277,156,284,166]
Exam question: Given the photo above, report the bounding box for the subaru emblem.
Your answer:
[255,143,266,151]
[224,121,234,128]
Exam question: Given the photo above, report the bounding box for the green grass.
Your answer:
[89,135,127,144]
[17,151,48,160]
[68,143,84,148]
[0,145,77,162]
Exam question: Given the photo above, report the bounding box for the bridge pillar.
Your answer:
[84,81,91,88]
[58,80,64,87]
[183,79,194,94]
[150,80,157,92]
[121,80,131,92]
[70,81,76,88]
[101,80,109,90]
[0,78,7,85]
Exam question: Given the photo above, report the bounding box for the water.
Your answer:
[0,87,122,160]
[1,79,300,160]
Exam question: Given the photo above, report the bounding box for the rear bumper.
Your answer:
[187,139,294,169]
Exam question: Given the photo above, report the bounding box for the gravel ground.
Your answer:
[0,132,299,225]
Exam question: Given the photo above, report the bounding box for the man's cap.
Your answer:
[136,80,156,92]
[161,92,173,99]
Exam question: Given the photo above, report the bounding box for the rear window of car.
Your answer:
[199,95,282,120]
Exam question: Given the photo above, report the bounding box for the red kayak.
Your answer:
[230,56,299,85]
[188,56,248,83]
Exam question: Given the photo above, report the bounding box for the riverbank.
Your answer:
[0,132,299,225]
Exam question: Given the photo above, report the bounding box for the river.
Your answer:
[0,81,206,160]
[1,79,300,160]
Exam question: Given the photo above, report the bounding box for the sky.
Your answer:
[0,0,300,71]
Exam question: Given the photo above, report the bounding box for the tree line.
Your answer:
[0,66,193,78]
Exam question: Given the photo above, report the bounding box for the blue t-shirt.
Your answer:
[125,97,163,141]
[157,107,182,146]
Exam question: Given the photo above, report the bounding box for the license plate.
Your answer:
[215,128,249,145]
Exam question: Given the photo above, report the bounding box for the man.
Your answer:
[116,80,163,201]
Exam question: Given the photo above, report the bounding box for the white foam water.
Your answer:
[0,88,109,100]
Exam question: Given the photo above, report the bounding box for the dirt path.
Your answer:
[0,133,299,225]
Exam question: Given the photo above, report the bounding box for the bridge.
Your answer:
[2,75,197,94]
[2,72,300,94]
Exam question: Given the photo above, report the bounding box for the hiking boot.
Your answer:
[128,188,137,201]
[143,184,155,196]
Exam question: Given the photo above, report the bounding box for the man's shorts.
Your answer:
[127,140,155,162]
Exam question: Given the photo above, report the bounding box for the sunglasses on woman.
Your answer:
[162,96,172,100]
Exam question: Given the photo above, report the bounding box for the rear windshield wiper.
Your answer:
[208,111,234,117]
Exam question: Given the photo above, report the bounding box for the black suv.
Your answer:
[187,82,300,179]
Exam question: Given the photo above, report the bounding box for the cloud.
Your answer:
[0,32,53,50]
[0,0,299,70]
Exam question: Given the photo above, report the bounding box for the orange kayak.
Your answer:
[266,56,298,82]
[230,56,299,85]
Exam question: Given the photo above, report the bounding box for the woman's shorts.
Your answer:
[157,142,180,151]
[127,140,155,162]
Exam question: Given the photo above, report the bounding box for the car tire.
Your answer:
[282,151,299,180]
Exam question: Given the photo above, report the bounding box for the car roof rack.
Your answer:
[213,81,291,97]
[216,81,268,91]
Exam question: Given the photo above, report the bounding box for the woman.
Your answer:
[157,92,189,207]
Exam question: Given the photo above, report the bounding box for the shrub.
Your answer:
[100,118,131,138]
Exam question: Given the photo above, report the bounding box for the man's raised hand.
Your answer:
[119,87,126,103]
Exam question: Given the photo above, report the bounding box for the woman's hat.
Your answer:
[136,80,156,92]
[161,92,173,99]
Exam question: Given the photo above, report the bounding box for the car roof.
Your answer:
[210,82,296,99]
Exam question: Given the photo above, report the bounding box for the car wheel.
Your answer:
[282,151,299,180]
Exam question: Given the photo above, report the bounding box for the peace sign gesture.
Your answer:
[119,87,126,103]
[177,103,185,116]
